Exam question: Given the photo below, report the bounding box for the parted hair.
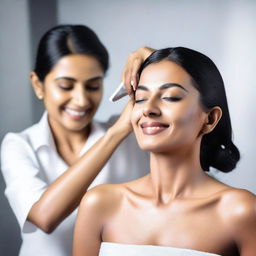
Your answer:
[139,47,240,173]
[34,24,109,81]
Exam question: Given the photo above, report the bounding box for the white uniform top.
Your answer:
[99,242,221,256]
[1,113,149,256]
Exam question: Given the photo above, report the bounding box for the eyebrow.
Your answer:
[137,83,188,92]
[54,76,103,83]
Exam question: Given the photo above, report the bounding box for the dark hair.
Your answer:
[139,47,240,173]
[34,25,109,81]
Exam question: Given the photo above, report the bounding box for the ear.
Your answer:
[30,72,44,100]
[202,106,222,134]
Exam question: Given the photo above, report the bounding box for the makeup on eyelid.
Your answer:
[135,87,185,104]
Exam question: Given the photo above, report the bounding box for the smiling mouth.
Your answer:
[64,107,91,120]
[140,122,169,135]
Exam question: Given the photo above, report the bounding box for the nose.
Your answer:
[142,97,161,117]
[72,85,90,107]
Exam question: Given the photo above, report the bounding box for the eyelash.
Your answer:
[162,97,181,102]
[58,85,100,91]
[135,97,181,104]
[134,99,145,103]
[58,85,72,91]
[86,86,100,91]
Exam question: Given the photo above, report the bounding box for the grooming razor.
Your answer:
[109,82,128,102]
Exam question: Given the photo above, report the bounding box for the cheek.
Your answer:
[43,83,65,102]
[175,110,196,126]
[43,91,67,111]
[131,106,142,128]
[166,102,203,126]
[50,90,66,102]
[77,89,103,109]
[171,108,205,140]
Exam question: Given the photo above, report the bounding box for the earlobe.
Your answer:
[30,72,44,100]
[202,107,222,134]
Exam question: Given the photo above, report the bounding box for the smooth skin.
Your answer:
[73,60,256,256]
[27,49,152,233]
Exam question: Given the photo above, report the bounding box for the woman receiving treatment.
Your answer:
[0,25,153,256]
[73,47,256,256]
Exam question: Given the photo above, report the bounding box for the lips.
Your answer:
[140,122,169,135]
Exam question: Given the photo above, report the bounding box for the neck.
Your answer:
[149,141,208,204]
[48,116,90,157]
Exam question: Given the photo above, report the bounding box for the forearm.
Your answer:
[28,126,128,232]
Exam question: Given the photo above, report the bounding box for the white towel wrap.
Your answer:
[99,242,221,256]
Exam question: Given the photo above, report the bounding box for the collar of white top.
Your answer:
[29,111,103,152]
[29,112,55,151]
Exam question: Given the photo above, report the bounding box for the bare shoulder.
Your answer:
[81,184,121,208]
[80,176,148,212]
[219,187,256,228]
[79,183,131,219]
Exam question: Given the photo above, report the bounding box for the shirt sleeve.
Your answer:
[1,133,47,233]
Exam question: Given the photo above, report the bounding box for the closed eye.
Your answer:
[134,99,147,104]
[86,82,102,91]
[58,85,73,91]
[86,85,101,91]
[162,97,181,102]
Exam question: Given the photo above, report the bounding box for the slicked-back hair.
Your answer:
[34,25,109,81]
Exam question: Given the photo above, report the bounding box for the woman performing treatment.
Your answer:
[0,24,153,256]
[73,47,256,256]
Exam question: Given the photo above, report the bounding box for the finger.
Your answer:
[129,91,135,100]
[130,57,143,90]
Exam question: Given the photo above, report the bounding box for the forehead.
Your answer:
[139,60,194,91]
[50,54,104,78]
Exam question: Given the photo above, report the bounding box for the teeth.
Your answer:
[65,108,86,117]
[145,127,162,130]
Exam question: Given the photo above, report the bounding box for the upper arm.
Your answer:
[73,187,108,256]
[1,133,47,231]
[227,191,256,256]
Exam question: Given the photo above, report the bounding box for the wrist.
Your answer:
[107,124,131,142]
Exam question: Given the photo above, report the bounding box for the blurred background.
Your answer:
[1,0,256,255]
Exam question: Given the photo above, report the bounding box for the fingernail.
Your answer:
[131,80,135,91]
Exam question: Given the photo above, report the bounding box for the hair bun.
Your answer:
[201,139,240,173]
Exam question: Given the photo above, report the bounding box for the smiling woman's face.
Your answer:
[131,60,208,153]
[34,54,104,134]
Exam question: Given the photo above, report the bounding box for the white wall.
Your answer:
[0,1,31,254]
[57,0,256,193]
[0,0,33,140]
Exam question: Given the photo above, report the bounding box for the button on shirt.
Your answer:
[1,113,149,256]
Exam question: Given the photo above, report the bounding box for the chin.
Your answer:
[137,136,185,154]
[63,114,94,129]
[137,140,168,153]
